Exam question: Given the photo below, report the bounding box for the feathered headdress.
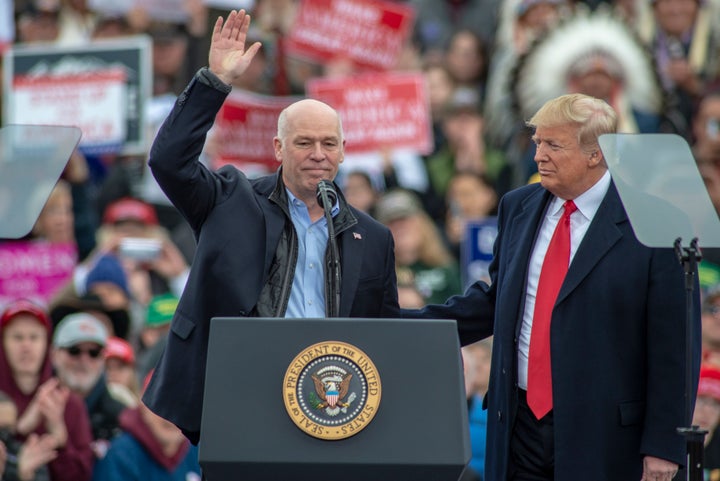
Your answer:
[511,6,666,128]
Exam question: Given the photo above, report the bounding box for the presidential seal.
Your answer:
[283,341,381,440]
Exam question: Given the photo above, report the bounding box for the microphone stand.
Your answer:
[318,182,341,318]
[675,237,705,481]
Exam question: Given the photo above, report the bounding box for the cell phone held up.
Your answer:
[118,237,162,261]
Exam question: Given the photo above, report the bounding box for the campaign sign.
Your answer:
[3,36,152,155]
[461,218,498,289]
[13,69,128,153]
[306,72,432,154]
[285,0,415,71]
[211,91,299,174]
[0,241,77,305]
[89,0,189,23]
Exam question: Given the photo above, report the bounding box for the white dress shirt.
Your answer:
[517,170,611,389]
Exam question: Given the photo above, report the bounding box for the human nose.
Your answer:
[309,142,326,160]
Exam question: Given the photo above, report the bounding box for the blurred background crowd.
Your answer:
[1,0,720,479]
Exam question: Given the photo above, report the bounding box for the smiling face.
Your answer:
[274,99,345,206]
[532,123,605,200]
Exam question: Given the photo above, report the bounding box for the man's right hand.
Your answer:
[208,9,262,86]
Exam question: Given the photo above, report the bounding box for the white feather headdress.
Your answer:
[511,6,665,122]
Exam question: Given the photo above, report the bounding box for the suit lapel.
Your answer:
[504,188,551,335]
[339,226,366,317]
[557,183,626,304]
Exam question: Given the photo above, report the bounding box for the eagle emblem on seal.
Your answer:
[310,366,357,416]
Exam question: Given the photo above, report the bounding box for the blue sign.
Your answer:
[461,218,498,289]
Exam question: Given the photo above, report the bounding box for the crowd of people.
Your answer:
[1,0,720,479]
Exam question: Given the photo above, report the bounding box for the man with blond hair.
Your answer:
[404,93,699,480]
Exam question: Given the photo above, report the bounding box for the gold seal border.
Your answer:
[283,340,381,440]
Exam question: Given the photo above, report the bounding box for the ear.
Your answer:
[273,137,283,163]
[588,150,602,166]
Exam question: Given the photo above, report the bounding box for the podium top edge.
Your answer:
[210,317,459,325]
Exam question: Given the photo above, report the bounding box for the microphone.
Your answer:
[316,179,337,209]
[316,179,341,317]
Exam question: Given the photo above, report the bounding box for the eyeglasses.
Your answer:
[65,346,103,359]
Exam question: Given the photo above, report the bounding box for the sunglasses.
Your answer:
[66,346,103,359]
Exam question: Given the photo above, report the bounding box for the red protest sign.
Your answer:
[211,91,298,174]
[307,72,432,154]
[286,0,415,71]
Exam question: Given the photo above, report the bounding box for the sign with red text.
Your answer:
[307,72,432,154]
[211,91,299,175]
[0,241,78,305]
[13,69,128,152]
[3,36,152,155]
[286,0,415,71]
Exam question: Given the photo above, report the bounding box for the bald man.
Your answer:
[142,10,399,444]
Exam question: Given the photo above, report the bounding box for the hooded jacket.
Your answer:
[0,317,94,481]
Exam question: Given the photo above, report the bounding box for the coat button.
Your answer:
[497,411,502,421]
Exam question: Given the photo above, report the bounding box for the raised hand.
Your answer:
[208,9,262,85]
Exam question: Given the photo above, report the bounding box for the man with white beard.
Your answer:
[51,313,128,458]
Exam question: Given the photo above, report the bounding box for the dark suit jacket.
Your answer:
[404,181,700,481]
[141,74,400,443]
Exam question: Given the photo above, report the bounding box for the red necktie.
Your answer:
[527,200,577,419]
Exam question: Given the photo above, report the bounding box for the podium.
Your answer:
[199,317,472,481]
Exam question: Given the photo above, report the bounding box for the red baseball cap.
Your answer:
[103,197,158,226]
[0,299,51,331]
[104,336,135,364]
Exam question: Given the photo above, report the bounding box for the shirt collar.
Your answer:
[286,188,340,218]
[550,169,611,220]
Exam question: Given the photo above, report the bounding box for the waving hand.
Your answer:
[208,9,262,85]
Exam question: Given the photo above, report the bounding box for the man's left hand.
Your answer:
[641,455,678,481]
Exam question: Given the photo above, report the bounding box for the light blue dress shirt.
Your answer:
[285,189,339,318]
